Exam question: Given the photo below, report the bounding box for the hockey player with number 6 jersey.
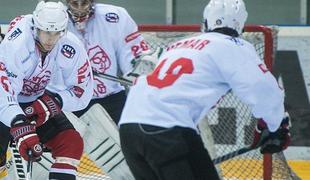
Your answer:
[0,1,93,179]
[119,0,290,179]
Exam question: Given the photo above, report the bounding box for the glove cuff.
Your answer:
[10,114,36,141]
[45,90,63,109]
[10,114,28,127]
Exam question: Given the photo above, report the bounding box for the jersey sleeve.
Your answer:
[115,7,149,74]
[0,61,24,127]
[211,45,284,132]
[47,43,93,112]
[0,21,33,126]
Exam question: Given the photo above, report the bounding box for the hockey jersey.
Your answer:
[0,15,93,127]
[67,4,148,98]
[119,32,285,132]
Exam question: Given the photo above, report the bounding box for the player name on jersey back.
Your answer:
[167,38,210,51]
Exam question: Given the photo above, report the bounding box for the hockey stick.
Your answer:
[212,146,256,164]
[26,151,33,180]
[9,142,28,180]
[92,71,133,86]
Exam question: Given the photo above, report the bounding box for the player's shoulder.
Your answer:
[5,15,33,43]
[200,33,260,64]
[1,15,35,60]
[56,31,86,60]
[94,3,130,20]
[60,31,84,49]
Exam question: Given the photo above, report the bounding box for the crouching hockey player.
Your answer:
[118,0,290,179]
[0,1,93,179]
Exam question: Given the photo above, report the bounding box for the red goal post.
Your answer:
[137,24,298,180]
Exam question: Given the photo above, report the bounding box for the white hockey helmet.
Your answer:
[33,1,68,32]
[203,0,248,35]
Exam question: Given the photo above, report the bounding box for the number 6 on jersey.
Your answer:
[146,57,194,88]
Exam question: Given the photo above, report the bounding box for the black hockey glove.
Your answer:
[251,114,291,154]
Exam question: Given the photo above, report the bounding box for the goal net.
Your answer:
[138,24,299,180]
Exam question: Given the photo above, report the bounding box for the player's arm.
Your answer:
[114,8,154,79]
[229,60,284,132]
[213,48,284,131]
[212,48,289,153]
[0,40,29,127]
[47,44,93,112]
[0,64,23,127]
[0,61,42,161]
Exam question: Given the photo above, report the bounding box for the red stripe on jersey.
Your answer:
[125,31,141,43]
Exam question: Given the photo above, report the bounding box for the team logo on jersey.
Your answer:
[227,37,244,46]
[61,45,76,58]
[105,13,119,23]
[8,28,22,41]
[24,106,34,115]
[20,70,51,96]
[88,45,111,73]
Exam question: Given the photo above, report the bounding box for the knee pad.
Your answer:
[45,129,83,169]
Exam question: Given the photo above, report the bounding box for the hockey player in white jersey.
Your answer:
[119,0,291,179]
[0,71,12,180]
[64,0,153,179]
[0,1,93,179]
[66,0,151,124]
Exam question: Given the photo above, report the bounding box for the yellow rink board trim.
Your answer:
[288,160,310,180]
[77,154,310,179]
[220,159,310,179]
[220,159,264,179]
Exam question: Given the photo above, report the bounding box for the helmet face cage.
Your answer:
[66,0,94,23]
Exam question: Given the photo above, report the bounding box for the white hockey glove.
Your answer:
[123,47,163,82]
